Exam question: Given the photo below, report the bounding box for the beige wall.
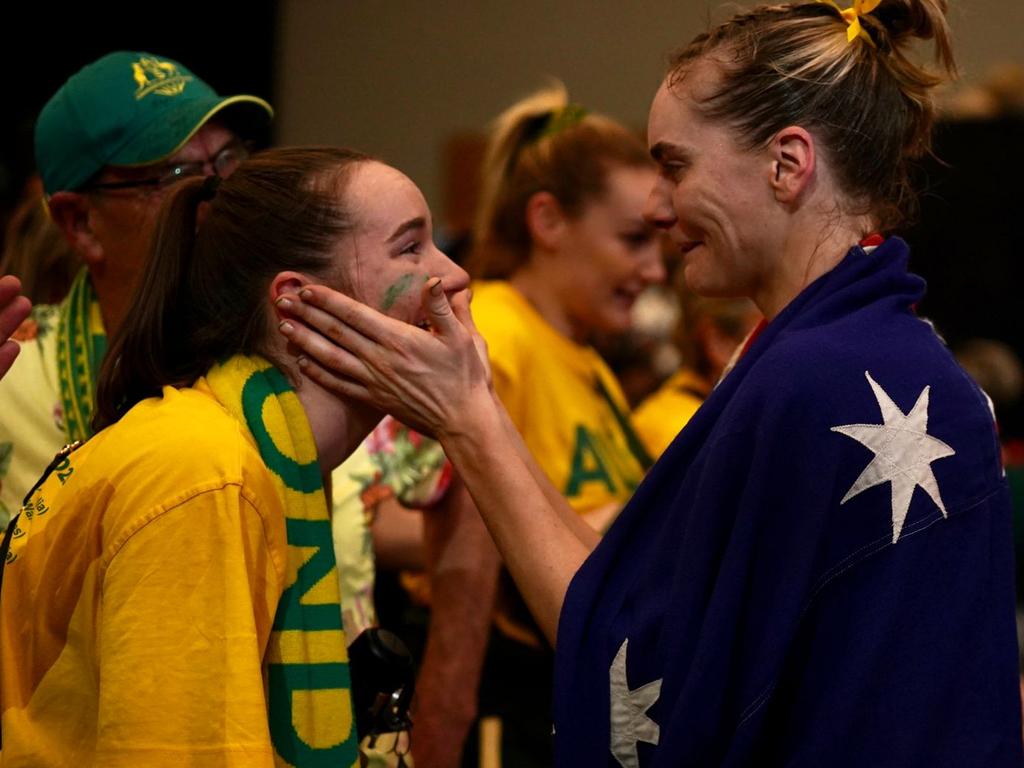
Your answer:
[276,1,1024,222]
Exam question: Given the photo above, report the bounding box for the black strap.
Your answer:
[0,441,84,748]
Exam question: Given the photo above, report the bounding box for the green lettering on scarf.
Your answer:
[241,368,321,493]
[268,663,354,766]
[273,518,345,631]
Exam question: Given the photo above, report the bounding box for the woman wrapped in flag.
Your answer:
[0,147,470,766]
[278,0,1023,765]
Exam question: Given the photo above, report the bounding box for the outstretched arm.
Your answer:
[277,281,595,645]
[0,275,32,379]
[412,475,499,767]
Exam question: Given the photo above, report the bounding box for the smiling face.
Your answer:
[644,58,783,301]
[341,161,469,325]
[555,164,665,337]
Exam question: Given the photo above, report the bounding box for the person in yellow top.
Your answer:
[0,147,470,766]
[633,290,760,458]
[465,84,665,766]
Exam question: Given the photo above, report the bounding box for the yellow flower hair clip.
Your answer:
[819,0,882,45]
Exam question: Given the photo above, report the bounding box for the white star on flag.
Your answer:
[609,638,662,767]
[831,371,955,543]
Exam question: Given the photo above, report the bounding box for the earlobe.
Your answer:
[770,126,815,204]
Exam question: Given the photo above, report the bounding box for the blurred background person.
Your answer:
[633,271,760,458]
[0,178,79,306]
[465,82,664,766]
[0,51,272,525]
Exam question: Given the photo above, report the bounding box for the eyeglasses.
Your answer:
[82,141,252,193]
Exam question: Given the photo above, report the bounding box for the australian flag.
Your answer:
[554,238,1023,767]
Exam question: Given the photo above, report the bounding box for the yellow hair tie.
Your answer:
[819,0,882,45]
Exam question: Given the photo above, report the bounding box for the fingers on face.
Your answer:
[298,285,399,343]
[281,298,375,359]
[297,355,372,403]
[280,315,369,381]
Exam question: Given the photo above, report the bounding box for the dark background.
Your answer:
[3,4,1022,436]
[0,2,278,215]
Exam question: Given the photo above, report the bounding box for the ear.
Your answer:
[524,190,569,251]
[269,271,310,319]
[46,192,104,266]
[769,126,815,205]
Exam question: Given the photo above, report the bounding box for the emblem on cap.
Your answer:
[132,57,193,100]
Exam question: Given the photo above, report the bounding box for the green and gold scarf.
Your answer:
[57,269,107,443]
[206,355,359,768]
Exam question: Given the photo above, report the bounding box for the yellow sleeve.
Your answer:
[471,300,527,426]
[632,386,704,459]
[95,484,281,767]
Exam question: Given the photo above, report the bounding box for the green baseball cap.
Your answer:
[35,51,274,195]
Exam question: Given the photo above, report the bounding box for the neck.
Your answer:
[288,367,382,477]
[754,213,874,320]
[509,255,587,343]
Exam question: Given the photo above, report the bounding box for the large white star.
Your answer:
[609,638,662,768]
[831,371,955,543]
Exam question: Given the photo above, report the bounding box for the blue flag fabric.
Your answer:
[554,238,1023,767]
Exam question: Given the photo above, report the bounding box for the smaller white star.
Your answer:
[831,371,955,543]
[609,638,662,768]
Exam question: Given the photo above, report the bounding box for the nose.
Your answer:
[431,245,470,294]
[643,177,677,231]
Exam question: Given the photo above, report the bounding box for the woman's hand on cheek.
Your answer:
[276,280,491,439]
[448,288,493,393]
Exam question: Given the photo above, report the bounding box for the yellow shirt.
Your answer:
[0,305,377,652]
[471,281,647,515]
[632,368,711,459]
[1,383,288,766]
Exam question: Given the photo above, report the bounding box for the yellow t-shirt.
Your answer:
[471,281,647,515]
[632,367,711,459]
[0,304,378,651]
[0,383,288,766]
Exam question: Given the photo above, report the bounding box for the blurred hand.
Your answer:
[0,275,32,380]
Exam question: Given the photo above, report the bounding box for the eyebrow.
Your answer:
[386,217,427,243]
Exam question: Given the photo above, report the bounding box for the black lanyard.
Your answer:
[0,441,82,748]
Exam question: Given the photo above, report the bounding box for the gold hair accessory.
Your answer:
[819,0,882,45]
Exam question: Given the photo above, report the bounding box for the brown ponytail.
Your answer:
[94,147,370,431]
[469,82,652,279]
[667,0,957,229]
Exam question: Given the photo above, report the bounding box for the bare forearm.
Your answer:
[371,497,425,571]
[493,398,601,549]
[412,479,499,766]
[438,396,591,646]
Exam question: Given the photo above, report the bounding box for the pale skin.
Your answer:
[277,161,500,765]
[0,275,32,379]
[276,57,877,646]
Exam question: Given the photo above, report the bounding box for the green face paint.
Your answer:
[380,273,417,312]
